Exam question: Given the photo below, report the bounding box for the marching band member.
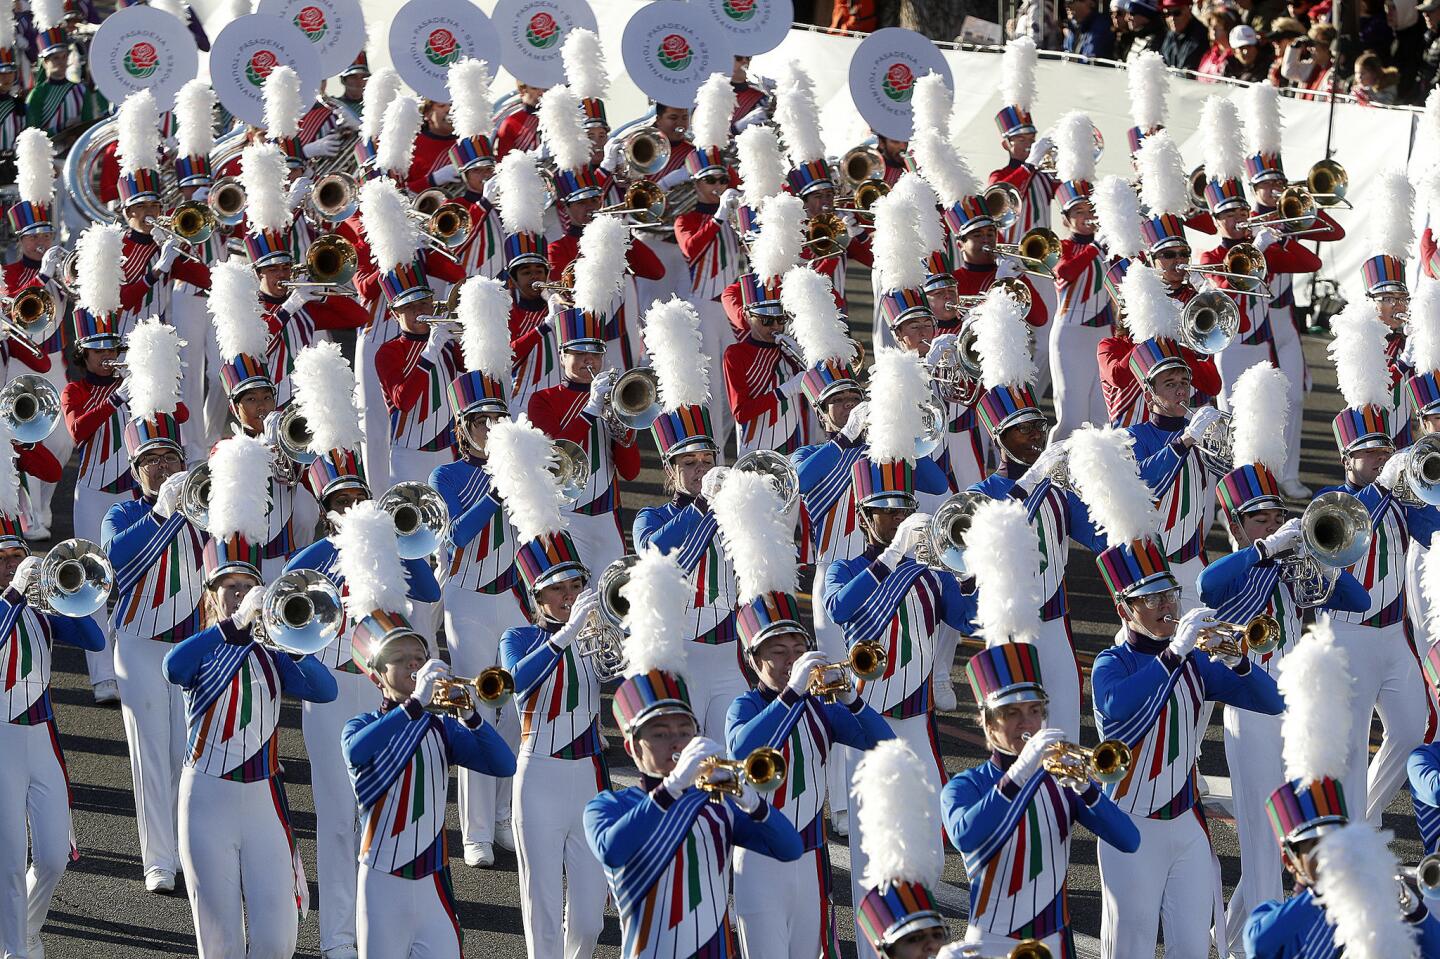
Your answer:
[351,67,402,180]
[0,434,104,959]
[491,415,607,957]
[0,16,22,162]
[1124,50,1168,161]
[403,97,458,195]
[1406,287,1440,638]
[163,435,336,958]
[943,498,1139,956]
[528,215,642,577]
[444,59,503,280]
[642,100,696,191]
[989,37,1056,242]
[24,0,101,138]
[492,151,557,413]
[722,194,812,456]
[728,56,771,131]
[101,321,201,895]
[584,547,803,957]
[1136,132,1197,307]
[721,466,894,958]
[1363,169,1420,449]
[495,80,549,158]
[719,134,793,339]
[563,29,616,183]
[431,278,527,868]
[1092,176,1151,428]
[339,505,515,959]
[944,193,1049,337]
[1091,537,1283,959]
[1247,620,1440,957]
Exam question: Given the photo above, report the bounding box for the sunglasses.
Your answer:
[700,176,728,185]
[755,316,786,328]
[1156,248,1191,261]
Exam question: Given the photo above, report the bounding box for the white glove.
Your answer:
[1257,518,1303,558]
[1377,450,1407,492]
[9,555,40,596]
[925,333,959,366]
[232,585,266,629]
[1024,136,1055,168]
[1181,406,1226,445]
[735,781,762,814]
[1252,227,1281,252]
[280,288,318,315]
[840,212,863,238]
[786,650,831,698]
[1167,607,1211,659]
[111,379,131,406]
[662,736,722,798]
[152,472,188,519]
[879,512,929,568]
[413,657,450,706]
[840,400,869,442]
[994,257,1025,281]
[39,245,65,279]
[775,333,801,356]
[1009,727,1065,786]
[421,323,453,362]
[285,176,314,210]
[302,133,344,159]
[1024,442,1067,486]
[429,164,460,187]
[583,369,618,417]
[601,138,626,173]
[551,588,600,648]
[154,239,183,273]
[481,175,503,204]
[699,465,731,502]
[715,188,743,221]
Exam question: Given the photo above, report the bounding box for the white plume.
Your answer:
[225,0,253,20]
[736,125,788,205]
[620,546,691,678]
[911,73,952,141]
[1423,88,1440,159]
[911,128,979,206]
[538,85,589,173]
[1242,82,1283,158]
[1200,96,1247,184]
[124,317,184,420]
[0,421,17,520]
[1408,283,1440,373]
[262,64,302,141]
[713,469,796,604]
[970,498,1044,644]
[494,150,547,236]
[1367,169,1415,259]
[15,129,54,208]
[865,348,931,465]
[483,416,569,540]
[206,435,272,543]
[456,277,513,379]
[32,0,64,31]
[359,68,402,143]
[239,143,293,234]
[873,174,928,292]
[117,90,161,176]
[377,95,421,176]
[291,342,363,455]
[76,224,124,316]
[1278,617,1353,784]
[334,502,411,620]
[208,260,268,362]
[173,80,216,158]
[909,174,945,260]
[750,193,805,282]
[1067,425,1161,547]
[359,177,420,273]
[644,296,710,411]
[1054,111,1096,185]
[1313,823,1420,959]
[782,267,855,367]
[1000,35,1038,112]
[561,29,608,102]
[572,216,632,315]
[1138,130,1190,217]
[1127,51,1169,131]
[853,740,943,890]
[1093,176,1144,259]
[774,63,825,165]
[447,59,495,140]
[1327,300,1392,410]
[1228,363,1292,473]
[974,286,1036,389]
[1118,265,1181,342]
[692,72,737,152]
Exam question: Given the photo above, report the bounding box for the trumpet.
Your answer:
[602,368,662,434]
[574,555,637,681]
[153,201,217,245]
[1401,853,1440,898]
[378,482,450,560]
[0,374,60,445]
[431,668,516,713]
[308,171,359,223]
[733,449,800,512]
[426,201,473,249]
[1275,492,1373,607]
[1185,243,1268,295]
[839,144,884,189]
[549,439,593,503]
[2,287,56,340]
[1305,158,1348,207]
[808,640,888,700]
[621,126,671,179]
[208,177,248,227]
[598,180,667,224]
[282,234,359,296]
[1389,434,1440,508]
[834,178,889,214]
[913,492,986,574]
[26,539,113,618]
[982,183,1022,231]
[1179,290,1240,355]
[693,747,787,800]
[1165,613,1282,659]
[803,212,849,259]
[179,463,212,529]
[1031,735,1132,790]
[947,277,1033,314]
[268,405,316,484]
[985,228,1061,278]
[250,569,344,655]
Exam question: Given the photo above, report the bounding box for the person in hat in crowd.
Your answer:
[989,37,1057,245]
[1159,0,1208,69]
[334,47,372,118]
[1121,0,1167,60]
[584,547,804,959]
[430,278,527,870]
[0,429,104,959]
[339,501,515,959]
[1246,621,1440,957]
[443,59,504,280]
[942,498,1139,957]
[489,415,608,956]
[1091,536,1283,959]
[491,150,558,414]
[24,0,103,137]
[721,465,894,958]
[494,80,550,159]
[1278,21,1338,99]
[161,432,336,959]
[1225,24,1274,81]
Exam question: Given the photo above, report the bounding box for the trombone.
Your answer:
[26,538,113,618]
[1304,158,1349,208]
[431,667,516,713]
[426,201,473,249]
[152,201,217,246]
[1,287,57,343]
[1183,242,1270,296]
[1243,185,1317,232]
[913,492,987,574]
[598,180,667,225]
[1028,734,1132,790]
[601,368,662,434]
[809,640,887,700]
[947,277,1033,315]
[1179,290,1240,355]
[574,555,638,681]
[377,481,451,560]
[308,171,359,223]
[281,234,359,297]
[0,374,61,444]
[985,227,1061,279]
[733,449,800,511]
[692,747,787,801]
[833,178,889,214]
[549,439,593,503]
[620,126,671,179]
[803,212,850,260]
[208,177,248,227]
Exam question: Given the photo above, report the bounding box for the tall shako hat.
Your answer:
[172,79,217,187]
[965,498,1047,709]
[240,142,295,267]
[782,267,861,406]
[1136,130,1191,255]
[32,0,69,57]
[560,28,609,130]
[688,72,736,179]
[1121,264,1185,384]
[774,63,830,197]
[853,740,947,950]
[203,434,269,584]
[483,416,582,594]
[541,84,596,203]
[1199,95,1249,216]
[644,296,715,460]
[73,223,124,348]
[1067,423,1164,587]
[335,501,419,672]
[0,421,25,551]
[1054,110,1097,212]
[714,469,803,651]
[556,215,631,351]
[116,90,163,207]
[872,173,934,330]
[734,124,787,241]
[910,103,986,242]
[262,65,305,168]
[974,286,1041,436]
[1096,537,1177,602]
[209,260,273,400]
[356,68,402,172]
[448,59,497,173]
[451,277,513,419]
[612,547,694,736]
[121,317,187,459]
[360,176,430,307]
[737,193,805,318]
[1093,175,1144,307]
[1363,169,1414,297]
[292,342,367,500]
[1126,51,1168,155]
[1217,362,1291,518]
[1328,300,1396,453]
[853,348,931,509]
[494,149,550,271]
[9,130,56,235]
[1241,82,1285,185]
[377,95,422,181]
[994,35,1038,137]
[1407,285,1440,415]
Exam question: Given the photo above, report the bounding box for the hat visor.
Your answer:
[1121,571,1181,600]
[990,408,1046,436]
[881,911,946,948]
[389,287,435,309]
[205,561,261,586]
[122,192,162,207]
[1148,236,1188,254]
[79,334,123,350]
[742,620,810,652]
[1209,198,1249,216]
[561,338,607,354]
[321,478,370,503]
[922,273,957,293]
[886,304,935,331]
[1341,433,1394,454]
[690,163,727,179]
[744,300,785,318]
[1002,123,1039,137]
[662,435,719,460]
[128,436,184,459]
[983,682,1049,710]
[529,561,589,593]
[366,626,427,671]
[625,699,697,736]
[251,251,294,268]
[459,157,496,172]
[505,253,549,270]
[1140,356,1189,383]
[0,533,27,551]
[1367,281,1409,296]
[859,492,917,511]
[957,217,996,236]
[562,187,604,204]
[15,223,54,236]
[455,398,509,418]
[797,180,835,197]
[809,380,864,406]
[1232,494,1287,516]
[228,376,276,400]
[1284,815,1348,846]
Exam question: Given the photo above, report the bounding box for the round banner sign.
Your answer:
[257,0,367,80]
[621,2,734,108]
[389,0,501,103]
[696,0,791,56]
[492,0,597,87]
[211,14,324,127]
[89,5,198,110]
[847,27,953,141]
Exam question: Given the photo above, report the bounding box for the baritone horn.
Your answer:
[154,201,217,245]
[0,374,60,444]
[1391,433,1440,507]
[252,569,344,655]
[733,449,799,511]
[208,177,248,227]
[378,482,451,560]
[803,212,848,258]
[622,126,671,178]
[432,668,516,712]
[948,277,1033,314]
[309,171,359,223]
[1179,290,1240,355]
[602,368,662,432]
[694,747,787,800]
[574,555,638,681]
[1276,491,1373,606]
[808,640,888,700]
[178,463,212,528]
[426,201,473,249]
[549,439,592,503]
[283,234,359,295]
[4,286,56,340]
[28,539,113,618]
[1035,736,1132,789]
[1306,158,1349,206]
[913,492,987,574]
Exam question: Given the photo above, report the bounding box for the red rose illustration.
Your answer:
[129,41,157,70]
[526,11,559,48]
[723,0,757,20]
[245,48,279,86]
[295,5,328,39]
[657,33,693,71]
[882,62,915,102]
[425,27,460,65]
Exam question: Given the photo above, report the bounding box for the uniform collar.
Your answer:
[1149,411,1188,431]
[1123,625,1168,655]
[998,456,1030,480]
[562,378,588,392]
[959,258,995,273]
[1070,234,1094,246]
[990,749,1017,771]
[83,371,116,386]
[401,329,427,343]
[514,294,547,311]
[126,228,155,246]
[19,255,40,269]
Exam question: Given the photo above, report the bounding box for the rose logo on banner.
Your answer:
[124,41,159,78]
[722,0,758,22]
[425,27,461,65]
[245,48,280,86]
[657,33,693,71]
[526,12,558,47]
[883,62,914,102]
[294,6,328,41]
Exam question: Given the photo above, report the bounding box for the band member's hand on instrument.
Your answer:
[429,164,459,187]
[285,176,314,210]
[880,512,929,568]
[841,400,869,442]
[601,137,626,173]
[1256,517,1303,559]
[1010,727,1065,786]
[421,322,455,363]
[152,472,188,519]
[582,369,619,417]
[413,658,450,707]
[839,212,864,239]
[39,245,66,280]
[232,584,265,629]
[1377,450,1407,492]
[735,780,762,814]
[302,132,345,159]
[482,175,503,204]
[155,237,185,274]
[552,589,600,650]
[699,465,731,502]
[1252,226,1281,252]
[1180,406,1226,447]
[280,286,320,316]
[663,737,722,798]
[995,256,1025,281]
[1024,135,1055,168]
[1021,443,1066,492]
[9,555,40,596]
[715,188,743,222]
[925,333,959,366]
[786,650,831,698]
[1166,607,1211,659]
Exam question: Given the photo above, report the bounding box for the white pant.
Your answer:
[1408,540,1434,651]
[1221,708,1284,959]
[0,722,71,958]
[356,328,393,493]
[1215,342,1274,411]
[1270,306,1307,486]
[178,769,299,959]
[735,843,835,958]
[74,488,129,688]
[1098,809,1222,959]
[302,669,381,953]
[693,296,735,450]
[31,359,72,532]
[512,753,607,959]
[1048,322,1109,443]
[686,640,751,742]
[1034,616,1082,741]
[172,288,211,467]
[357,867,462,959]
[810,562,852,818]
[564,512,625,588]
[445,588,527,845]
[115,631,187,878]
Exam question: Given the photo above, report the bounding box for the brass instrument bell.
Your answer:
[378,482,451,560]
[835,179,889,213]
[804,213,847,258]
[1390,434,1440,507]
[574,555,638,681]
[426,201,474,248]
[1039,737,1132,789]
[155,201,217,244]
[1306,159,1348,206]
[28,539,113,618]
[602,368,662,433]
[284,234,359,295]
[733,449,800,511]
[252,569,344,655]
[982,183,1022,231]
[808,640,888,699]
[839,144,884,189]
[0,374,60,444]
[549,439,593,503]
[913,492,987,574]
[622,127,672,179]
[431,667,516,712]
[695,747,787,800]
[5,286,56,340]
[412,187,448,218]
[599,180,667,224]
[1179,290,1240,355]
[988,228,1061,278]
[309,171,360,223]
[207,177,248,227]
[178,463,211,529]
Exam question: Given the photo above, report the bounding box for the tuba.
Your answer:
[208,177,249,227]
[1306,159,1348,206]
[378,482,451,560]
[549,439,593,503]
[733,449,800,511]
[574,555,638,681]
[1179,290,1241,355]
[913,492,987,574]
[602,368,662,433]
[808,640,887,700]
[839,144,884,189]
[622,127,671,178]
[252,569,344,655]
[284,234,359,296]
[0,374,60,444]
[694,747,787,800]
[1035,735,1132,790]
[1277,491,1373,606]
[28,539,113,618]
[1391,434,1440,507]
[432,668,516,713]
[309,171,360,223]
